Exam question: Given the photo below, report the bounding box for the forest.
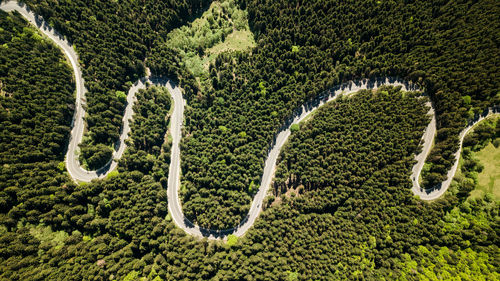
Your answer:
[165,0,500,229]
[17,0,499,229]
[23,0,212,167]
[0,0,499,280]
[0,9,74,226]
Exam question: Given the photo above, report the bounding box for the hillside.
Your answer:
[0,0,499,280]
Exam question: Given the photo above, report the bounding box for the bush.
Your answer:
[116,91,127,103]
[226,234,238,246]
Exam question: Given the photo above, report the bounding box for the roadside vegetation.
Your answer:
[151,0,500,230]
[1,0,500,280]
[0,10,74,228]
[1,71,498,279]
[0,79,174,279]
[268,87,498,280]
[23,0,211,166]
[19,0,499,227]
[274,87,430,197]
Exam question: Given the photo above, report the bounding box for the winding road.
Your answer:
[2,1,498,240]
[412,107,499,200]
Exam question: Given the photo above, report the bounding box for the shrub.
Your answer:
[290,124,300,132]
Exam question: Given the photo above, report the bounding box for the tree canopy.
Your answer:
[1,0,499,280]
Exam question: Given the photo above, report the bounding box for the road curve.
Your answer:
[3,1,497,240]
[0,1,179,182]
[171,77,426,239]
[0,1,92,181]
[412,108,499,200]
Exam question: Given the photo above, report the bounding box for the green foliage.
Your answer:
[28,223,69,249]
[120,86,171,177]
[288,271,298,281]
[24,0,211,162]
[57,161,65,172]
[368,235,376,248]
[107,170,119,179]
[248,180,255,193]
[459,117,500,200]
[290,124,300,132]
[0,11,74,165]
[226,234,238,246]
[116,90,127,103]
[2,0,500,280]
[0,10,74,236]
[172,0,500,230]
[397,246,499,280]
[79,143,113,170]
[463,117,498,151]
[259,81,267,96]
[493,138,500,148]
[122,271,139,281]
[275,87,429,196]
[159,0,255,89]
[1,82,498,281]
[462,95,471,105]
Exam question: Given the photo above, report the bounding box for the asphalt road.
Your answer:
[0,1,93,181]
[4,1,496,240]
[412,108,499,200]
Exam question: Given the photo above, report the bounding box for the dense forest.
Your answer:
[2,63,498,279]
[0,9,74,227]
[18,0,499,228]
[157,0,499,228]
[23,0,212,166]
[1,0,499,280]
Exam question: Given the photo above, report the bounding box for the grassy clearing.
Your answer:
[469,142,500,200]
[207,29,255,56]
[457,115,500,200]
[164,0,255,89]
